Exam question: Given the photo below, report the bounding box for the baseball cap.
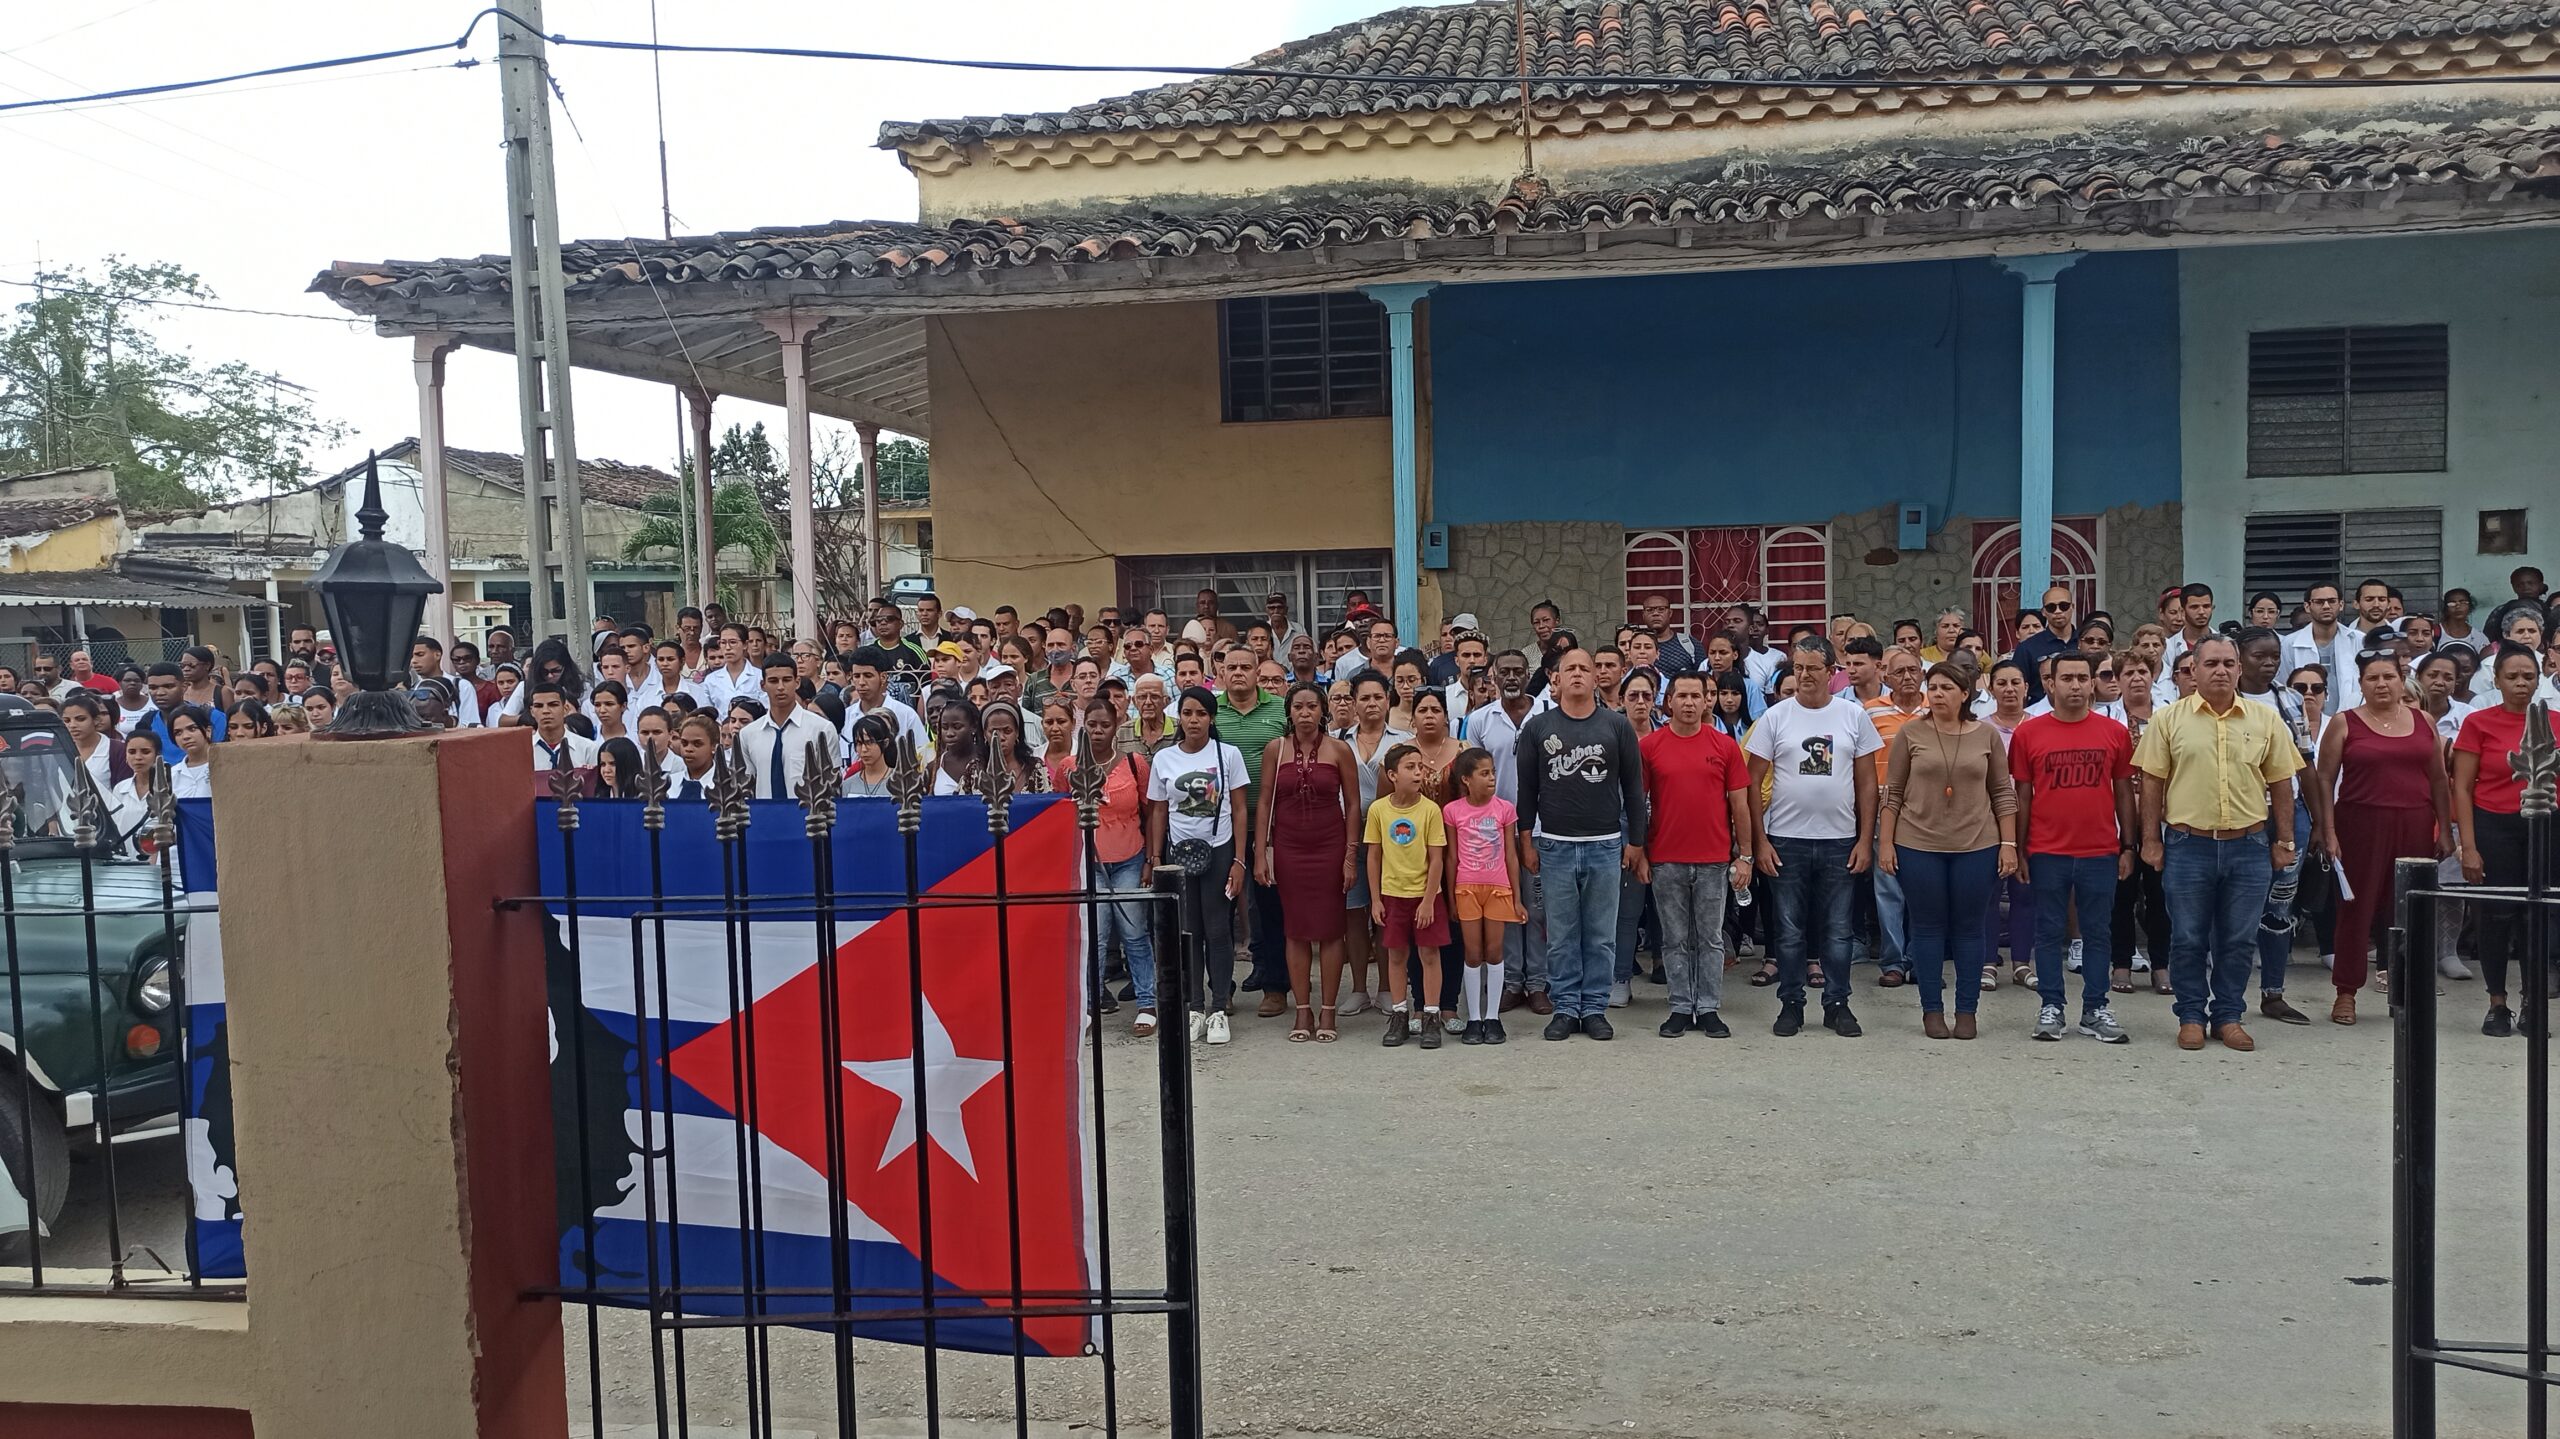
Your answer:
[933,640,967,660]
[1451,612,1480,631]
[949,605,979,623]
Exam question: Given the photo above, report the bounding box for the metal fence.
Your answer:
[0,764,231,1300]
[0,636,192,681]
[2392,701,2558,1437]
[531,734,1206,1439]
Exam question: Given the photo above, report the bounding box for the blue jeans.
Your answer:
[1095,854,1157,1009]
[2253,795,2310,994]
[1536,835,1622,1019]
[1770,835,1856,1009]
[2031,854,2118,1015]
[1898,845,1996,1015]
[2162,828,2272,1028]
[1870,836,1908,975]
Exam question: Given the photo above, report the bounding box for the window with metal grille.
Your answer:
[2247,325,2448,476]
[1119,550,1390,633]
[2243,508,2442,601]
[1220,295,1387,422]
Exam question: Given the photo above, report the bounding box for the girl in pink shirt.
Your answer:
[1441,749,1525,1045]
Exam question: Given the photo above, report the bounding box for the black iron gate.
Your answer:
[531,734,1206,1439]
[2393,703,2558,1437]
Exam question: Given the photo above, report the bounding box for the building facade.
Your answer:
[318,0,2560,649]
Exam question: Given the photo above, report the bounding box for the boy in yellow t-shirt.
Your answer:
[1365,743,1449,1050]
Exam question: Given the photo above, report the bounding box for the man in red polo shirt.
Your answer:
[1639,671,1756,1038]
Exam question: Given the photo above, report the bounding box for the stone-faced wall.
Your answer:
[2103,501,2184,626]
[1436,521,1622,652]
[1830,504,1974,632]
[1830,500,2186,634]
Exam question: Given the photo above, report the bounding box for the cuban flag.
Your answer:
[173,798,244,1279]
[541,793,1098,1357]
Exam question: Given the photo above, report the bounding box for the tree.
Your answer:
[618,480,781,588]
[676,421,928,626]
[0,259,344,509]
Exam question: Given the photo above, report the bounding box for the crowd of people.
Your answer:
[34,562,2559,1053]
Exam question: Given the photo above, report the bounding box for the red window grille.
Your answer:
[1623,524,1832,648]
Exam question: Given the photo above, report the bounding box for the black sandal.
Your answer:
[1749,961,1779,987]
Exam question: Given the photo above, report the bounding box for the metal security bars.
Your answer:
[527,730,1206,1439]
[0,759,228,1300]
[2393,700,2559,1438]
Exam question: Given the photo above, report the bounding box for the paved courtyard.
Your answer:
[554,952,2552,1439]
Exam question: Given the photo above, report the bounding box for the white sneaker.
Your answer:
[2130,949,2152,973]
[1608,981,1632,1008]
[2066,939,2084,973]
[1339,990,1370,1017]
[1205,1012,1232,1046]
[2439,954,2476,980]
[1188,1011,1208,1043]
[2321,952,2335,973]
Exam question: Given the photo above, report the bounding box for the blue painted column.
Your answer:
[1997,255,2079,609]
[1362,281,1439,646]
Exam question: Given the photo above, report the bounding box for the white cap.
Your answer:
[949,605,979,622]
[1451,612,1480,631]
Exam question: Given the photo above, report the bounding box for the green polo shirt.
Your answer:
[1214,687,1290,823]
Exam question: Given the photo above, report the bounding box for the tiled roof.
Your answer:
[0,497,117,541]
[878,0,2560,144]
[312,438,677,510]
[313,123,2560,300]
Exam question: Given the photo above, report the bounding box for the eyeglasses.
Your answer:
[2291,682,2327,696]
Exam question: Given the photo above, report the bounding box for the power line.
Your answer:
[1,5,2556,119]
[0,0,171,58]
[0,275,370,327]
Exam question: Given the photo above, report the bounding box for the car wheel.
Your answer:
[0,1081,69,1262]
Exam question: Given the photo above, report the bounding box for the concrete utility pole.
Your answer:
[499,0,591,644]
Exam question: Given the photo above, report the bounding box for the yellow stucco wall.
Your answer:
[927,302,1391,614]
[5,514,125,573]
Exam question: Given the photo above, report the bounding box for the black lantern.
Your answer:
[311,451,442,737]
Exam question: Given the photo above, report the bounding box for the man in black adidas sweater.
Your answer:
[1517,647,1650,1041]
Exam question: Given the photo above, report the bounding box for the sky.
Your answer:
[0,0,1377,490]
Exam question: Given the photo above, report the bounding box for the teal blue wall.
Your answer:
[1427,253,2181,526]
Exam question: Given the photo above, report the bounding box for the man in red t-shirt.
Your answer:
[2010,652,2137,1043]
[1639,672,1756,1037]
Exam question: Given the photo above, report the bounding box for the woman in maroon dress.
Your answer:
[1255,683,1362,1041]
[2313,649,2450,1025]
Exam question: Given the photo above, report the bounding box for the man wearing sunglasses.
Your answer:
[2011,584,2080,705]
[2280,582,2359,716]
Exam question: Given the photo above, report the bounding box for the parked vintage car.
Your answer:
[0,700,183,1259]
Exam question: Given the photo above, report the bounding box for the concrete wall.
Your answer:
[925,303,1392,614]
[2178,229,2559,603]
[1428,253,2182,527]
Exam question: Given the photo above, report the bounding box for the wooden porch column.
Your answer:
[856,421,882,596]
[412,333,464,641]
[1360,282,1438,647]
[683,385,717,610]
[761,313,826,639]
[1998,255,2079,609]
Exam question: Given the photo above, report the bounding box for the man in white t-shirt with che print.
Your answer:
[1746,637,1883,1040]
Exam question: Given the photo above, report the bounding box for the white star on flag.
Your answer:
[843,998,1007,1179]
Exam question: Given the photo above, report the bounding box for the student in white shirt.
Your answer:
[107,729,160,856]
[166,704,217,800]
[736,657,838,799]
[525,682,599,774]
[631,640,686,711]
[2280,582,2361,716]
[842,646,930,758]
[692,625,757,712]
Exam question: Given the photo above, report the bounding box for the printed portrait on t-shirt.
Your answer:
[1172,768,1222,818]
[1797,735,1834,776]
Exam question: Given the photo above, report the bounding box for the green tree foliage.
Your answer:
[665,421,928,620]
[619,478,781,574]
[0,260,344,509]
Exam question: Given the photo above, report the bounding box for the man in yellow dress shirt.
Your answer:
[2134,634,2302,1053]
